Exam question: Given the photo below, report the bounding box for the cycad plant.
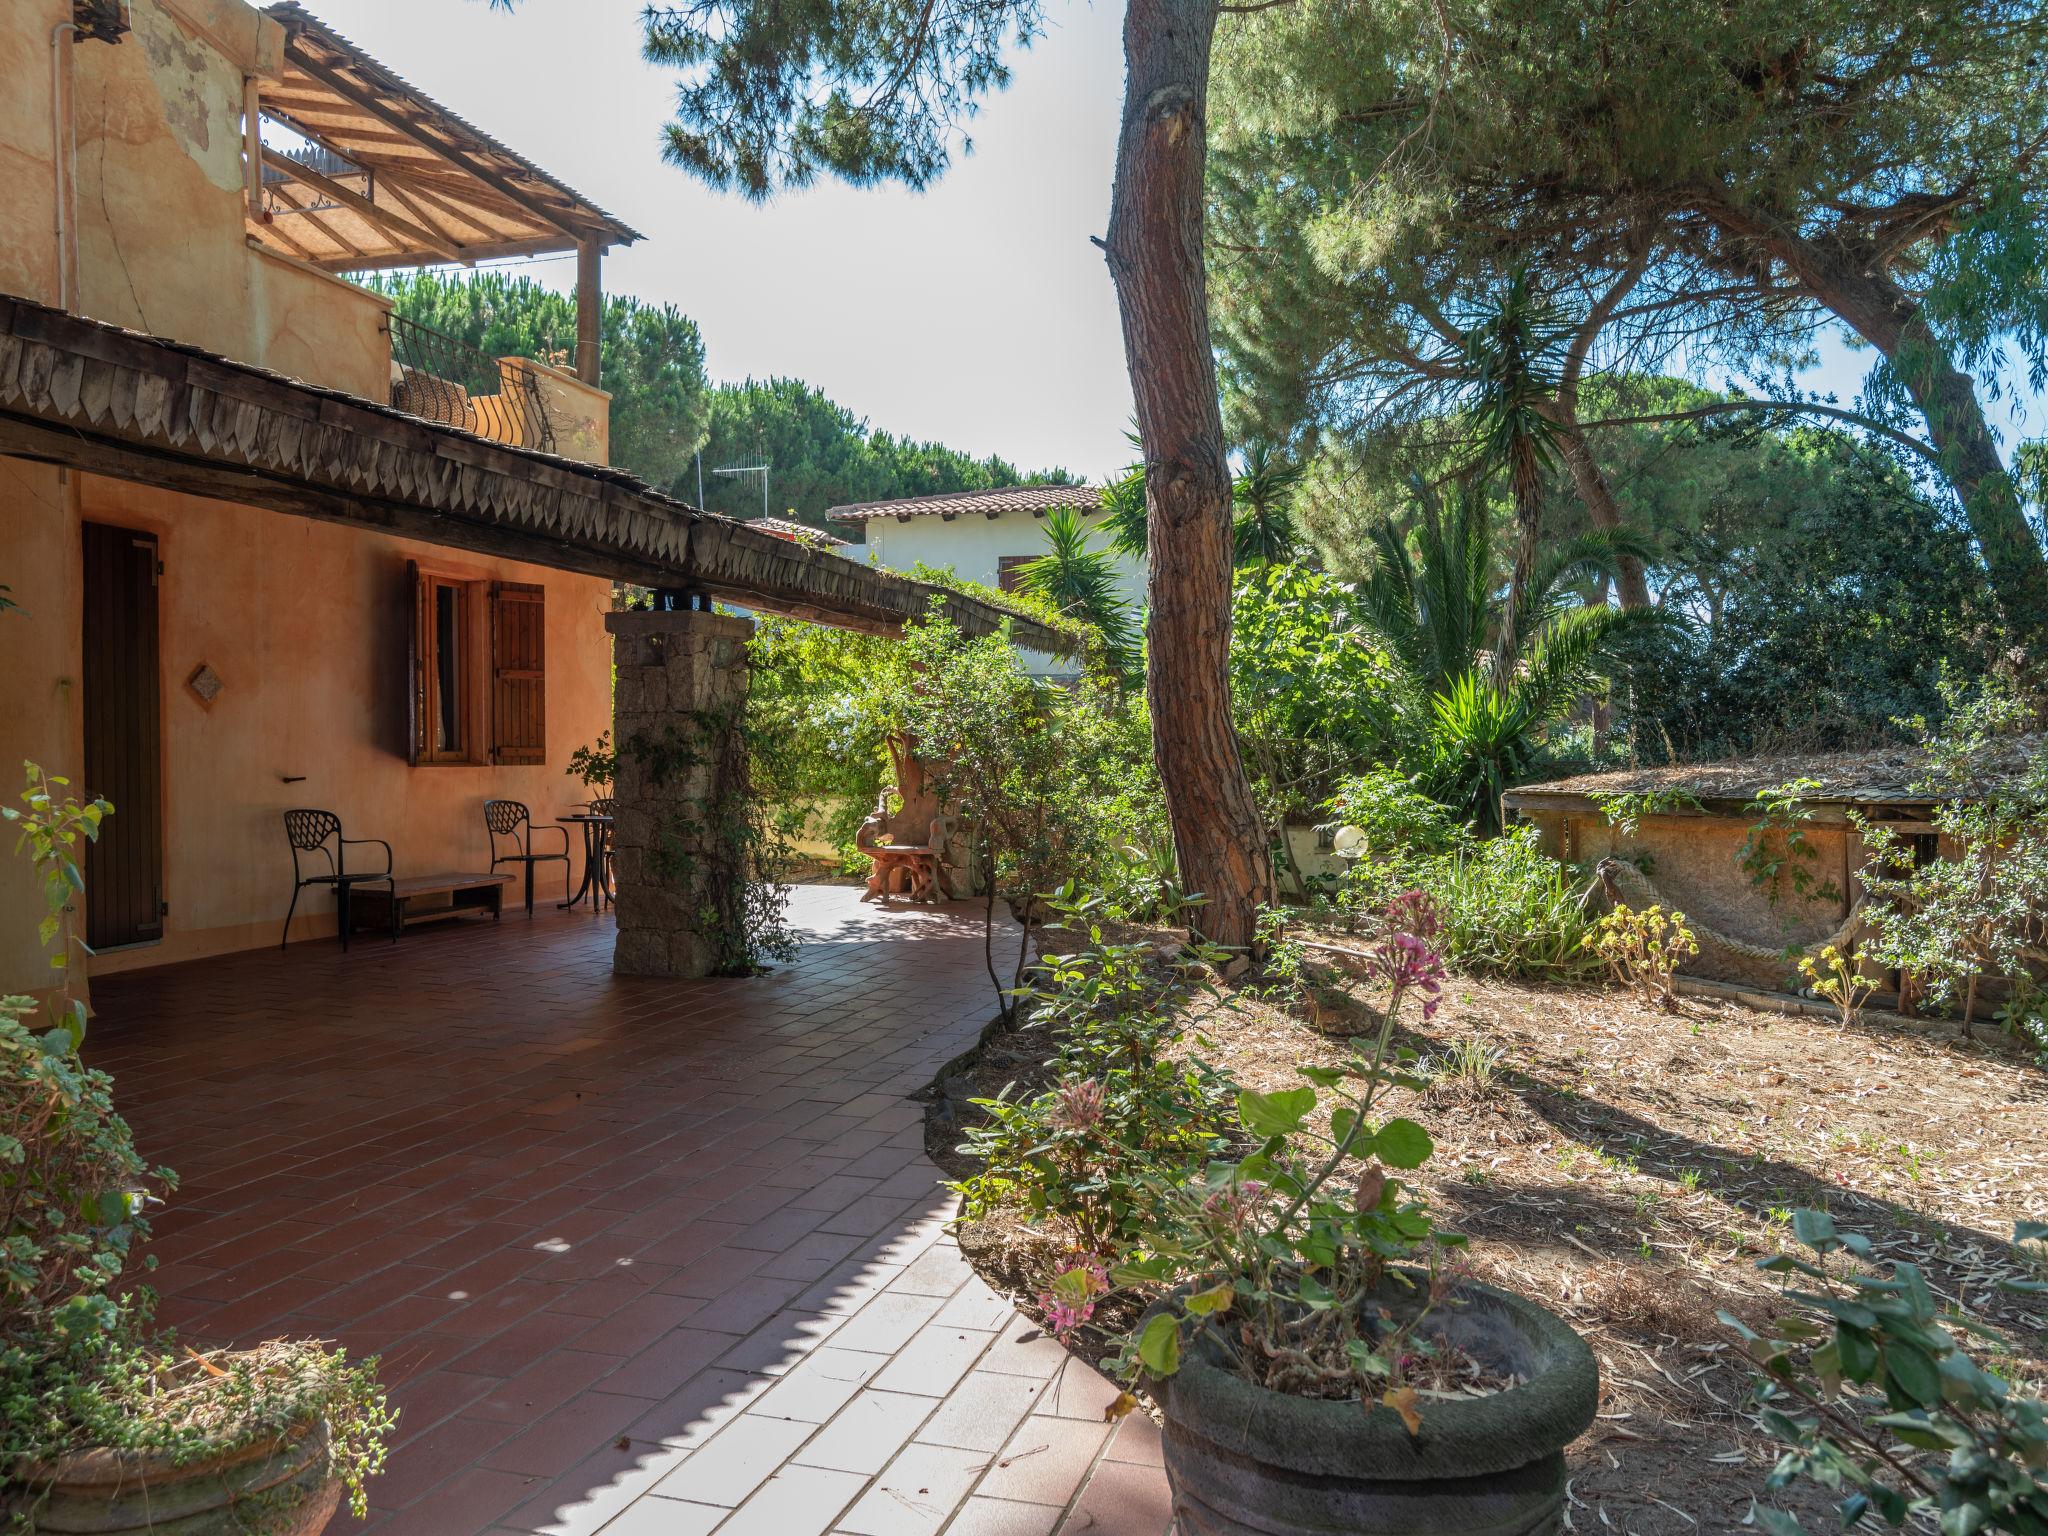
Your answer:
[1359,479,1665,832]
[1461,271,1567,670]
[1099,434,1306,572]
[1232,441,1304,568]
[1017,505,1142,680]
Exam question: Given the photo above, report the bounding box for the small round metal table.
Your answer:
[557,811,614,910]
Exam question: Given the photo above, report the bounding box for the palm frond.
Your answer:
[1512,603,1674,728]
[1018,505,1141,678]
[1101,465,1149,560]
[1527,527,1660,611]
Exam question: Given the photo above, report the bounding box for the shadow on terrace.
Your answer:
[85,886,1146,1535]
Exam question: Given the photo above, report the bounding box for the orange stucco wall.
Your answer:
[0,0,626,993]
[0,470,616,991]
[3,0,391,399]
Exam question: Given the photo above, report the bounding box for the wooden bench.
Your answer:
[348,873,510,939]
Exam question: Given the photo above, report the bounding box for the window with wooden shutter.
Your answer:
[490,581,546,764]
[997,556,1032,594]
[412,565,475,765]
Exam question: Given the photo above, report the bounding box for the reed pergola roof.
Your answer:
[249,3,641,271]
[0,295,1076,651]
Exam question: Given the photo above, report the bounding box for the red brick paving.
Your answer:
[90,887,1169,1535]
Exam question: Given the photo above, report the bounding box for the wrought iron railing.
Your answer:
[386,312,554,453]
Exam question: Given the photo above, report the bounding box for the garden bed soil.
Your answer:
[927,929,2048,1535]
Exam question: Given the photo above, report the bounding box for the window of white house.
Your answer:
[997,556,1032,594]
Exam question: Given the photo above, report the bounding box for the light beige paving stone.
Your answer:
[793,1388,941,1474]
[932,1276,1017,1332]
[649,1414,815,1508]
[973,1415,1113,1508]
[913,1370,1047,1455]
[829,1290,949,1354]
[752,1346,894,1424]
[714,1464,869,1536]
[834,1442,993,1536]
[942,1497,1062,1536]
[869,1324,996,1398]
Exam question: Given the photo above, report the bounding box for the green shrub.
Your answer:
[1337,824,1598,981]
[1730,1211,2047,1536]
[951,906,1237,1251]
[1421,831,1599,979]
[1328,768,1471,863]
[1231,564,1402,818]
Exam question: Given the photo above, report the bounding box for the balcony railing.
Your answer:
[387,312,555,453]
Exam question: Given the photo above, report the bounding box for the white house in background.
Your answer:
[827,485,1147,675]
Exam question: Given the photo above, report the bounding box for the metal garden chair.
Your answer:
[484,799,571,915]
[281,810,394,951]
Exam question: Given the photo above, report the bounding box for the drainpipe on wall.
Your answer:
[49,19,79,310]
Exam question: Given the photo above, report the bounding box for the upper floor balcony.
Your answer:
[386,310,610,463]
[243,3,637,464]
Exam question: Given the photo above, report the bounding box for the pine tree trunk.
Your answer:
[1104,0,1275,951]
[1551,248,1653,611]
[1554,415,1652,609]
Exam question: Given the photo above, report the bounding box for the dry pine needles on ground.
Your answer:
[932,930,2048,1536]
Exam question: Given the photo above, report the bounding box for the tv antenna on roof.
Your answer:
[714,462,771,521]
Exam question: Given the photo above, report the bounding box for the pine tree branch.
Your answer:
[1580,400,1940,467]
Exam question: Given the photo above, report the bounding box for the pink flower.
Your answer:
[1370,930,1444,1021]
[1202,1180,1269,1231]
[1383,890,1443,944]
[1050,1078,1107,1133]
[1039,1257,1110,1343]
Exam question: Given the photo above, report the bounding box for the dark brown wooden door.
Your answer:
[81,521,164,950]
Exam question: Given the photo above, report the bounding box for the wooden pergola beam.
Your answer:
[260,144,466,265]
[262,178,374,266]
[245,213,319,263]
[284,48,598,244]
[373,169,504,241]
[376,178,470,254]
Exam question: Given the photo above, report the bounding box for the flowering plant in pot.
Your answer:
[1075,895,1600,1536]
[0,765,391,1533]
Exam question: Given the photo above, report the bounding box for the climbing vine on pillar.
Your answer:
[621,704,797,976]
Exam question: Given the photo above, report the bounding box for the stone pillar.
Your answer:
[606,608,755,978]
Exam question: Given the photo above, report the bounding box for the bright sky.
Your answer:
[309,0,1136,481]
[310,0,2035,487]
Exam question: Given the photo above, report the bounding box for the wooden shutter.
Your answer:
[81,523,164,948]
[490,581,546,764]
[997,556,1031,594]
[405,560,421,766]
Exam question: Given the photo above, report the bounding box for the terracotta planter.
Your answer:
[11,1417,339,1535]
[1145,1280,1599,1536]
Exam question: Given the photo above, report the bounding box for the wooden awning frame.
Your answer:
[0,295,1079,653]
[246,3,641,272]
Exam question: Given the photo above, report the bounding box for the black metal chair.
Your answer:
[484,799,571,915]
[282,810,393,952]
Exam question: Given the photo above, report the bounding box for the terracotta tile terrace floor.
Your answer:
[90,886,1170,1536]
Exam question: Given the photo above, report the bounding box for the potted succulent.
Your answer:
[1073,896,1599,1536]
[1,766,392,1533]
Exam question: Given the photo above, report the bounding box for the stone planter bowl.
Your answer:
[11,1417,339,1535]
[1145,1279,1599,1536]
